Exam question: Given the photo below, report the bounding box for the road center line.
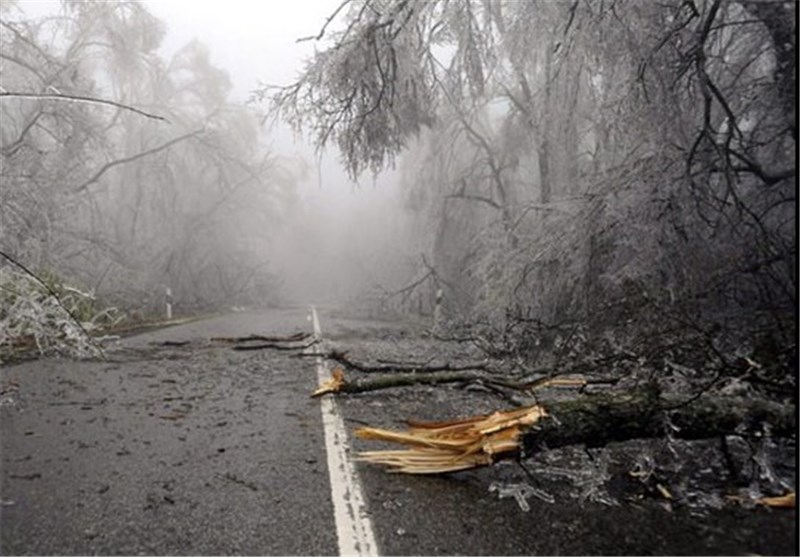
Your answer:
[311,306,378,557]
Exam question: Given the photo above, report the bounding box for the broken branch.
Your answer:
[231,339,318,351]
[321,349,492,374]
[354,391,795,474]
[211,332,312,343]
[356,404,548,474]
[310,366,597,397]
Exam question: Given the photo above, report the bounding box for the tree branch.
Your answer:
[0,91,168,122]
[320,349,492,374]
[73,129,203,193]
[296,0,353,42]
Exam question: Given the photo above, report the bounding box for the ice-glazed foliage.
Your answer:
[0,267,112,362]
[266,0,505,178]
[1,2,296,322]
[269,0,436,177]
[270,0,795,350]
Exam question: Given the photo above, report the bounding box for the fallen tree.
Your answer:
[310,366,602,397]
[350,391,795,475]
[312,365,795,474]
[524,390,796,453]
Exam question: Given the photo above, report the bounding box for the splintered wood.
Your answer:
[355,405,547,474]
[312,367,346,397]
[757,491,795,509]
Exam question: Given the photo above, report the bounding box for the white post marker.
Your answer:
[311,306,378,557]
[165,287,173,320]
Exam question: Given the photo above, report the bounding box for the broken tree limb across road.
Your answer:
[306,308,796,555]
[313,367,795,466]
[309,346,795,459]
[306,311,796,532]
[2,308,796,556]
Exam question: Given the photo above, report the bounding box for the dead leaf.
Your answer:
[312,367,345,397]
[355,404,547,474]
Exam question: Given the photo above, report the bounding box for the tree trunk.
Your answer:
[524,390,795,454]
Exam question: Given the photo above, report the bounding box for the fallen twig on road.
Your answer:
[756,491,795,509]
[211,332,312,343]
[231,339,318,351]
[210,331,317,351]
[322,349,492,374]
[216,472,259,491]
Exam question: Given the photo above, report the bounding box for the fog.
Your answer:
[2,0,794,339]
[1,2,796,551]
[3,0,417,312]
[142,0,412,306]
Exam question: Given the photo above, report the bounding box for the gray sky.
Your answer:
[141,0,341,103]
[13,0,407,301]
[16,0,352,185]
[141,0,358,197]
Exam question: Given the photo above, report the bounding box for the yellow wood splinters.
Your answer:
[757,491,795,508]
[311,367,345,397]
[355,404,547,474]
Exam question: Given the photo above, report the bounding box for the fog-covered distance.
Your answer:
[1,0,794,343]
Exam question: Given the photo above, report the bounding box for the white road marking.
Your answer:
[311,306,378,557]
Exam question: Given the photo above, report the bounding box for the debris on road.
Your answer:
[211,332,311,343]
[757,491,795,508]
[355,404,547,473]
[210,331,317,351]
[489,481,555,511]
[312,367,346,397]
[728,490,796,509]
[217,472,259,492]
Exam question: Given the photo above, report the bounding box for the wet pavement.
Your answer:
[1,308,336,555]
[1,306,796,555]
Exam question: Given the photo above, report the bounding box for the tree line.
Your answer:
[267,0,796,368]
[1,1,299,324]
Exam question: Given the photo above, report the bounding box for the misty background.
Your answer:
[1,0,795,360]
[2,0,415,318]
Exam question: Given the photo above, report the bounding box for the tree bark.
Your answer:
[524,390,795,454]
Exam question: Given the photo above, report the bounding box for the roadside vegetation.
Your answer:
[265,0,796,510]
[1,1,299,359]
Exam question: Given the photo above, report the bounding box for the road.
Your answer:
[1,307,795,555]
[2,307,336,555]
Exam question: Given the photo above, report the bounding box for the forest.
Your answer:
[1,1,306,358]
[0,0,796,553]
[2,0,795,366]
[266,0,796,402]
[1,0,796,422]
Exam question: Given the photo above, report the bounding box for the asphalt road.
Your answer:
[1,307,796,555]
[1,307,336,555]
